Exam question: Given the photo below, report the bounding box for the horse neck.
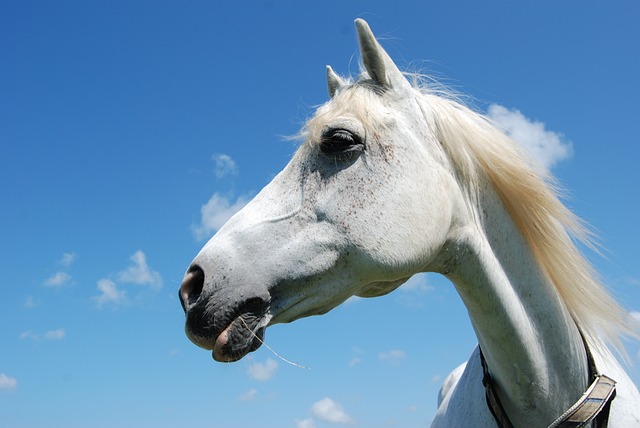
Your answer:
[443,180,589,426]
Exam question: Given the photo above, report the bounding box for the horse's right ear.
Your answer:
[355,18,411,93]
[355,19,389,87]
[326,65,344,98]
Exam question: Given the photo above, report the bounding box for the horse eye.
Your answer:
[319,129,364,157]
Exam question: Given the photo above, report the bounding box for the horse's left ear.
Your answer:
[326,65,344,98]
[355,19,411,92]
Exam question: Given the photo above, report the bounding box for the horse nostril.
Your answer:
[179,265,205,312]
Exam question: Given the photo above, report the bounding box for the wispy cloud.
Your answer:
[629,311,640,332]
[24,295,39,309]
[431,374,443,384]
[43,252,77,288]
[212,153,238,178]
[19,331,35,340]
[238,388,258,401]
[192,193,250,240]
[626,277,640,287]
[394,273,434,308]
[20,328,66,341]
[44,329,65,340]
[93,279,126,307]
[399,273,433,293]
[487,104,572,170]
[348,357,362,367]
[191,154,251,240]
[58,252,77,267]
[379,349,406,365]
[92,250,161,307]
[295,419,317,428]
[311,397,355,425]
[348,347,363,367]
[118,250,163,289]
[43,271,73,288]
[247,358,278,381]
[0,373,17,390]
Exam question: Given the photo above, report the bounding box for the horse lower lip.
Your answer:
[212,327,230,362]
[210,317,265,363]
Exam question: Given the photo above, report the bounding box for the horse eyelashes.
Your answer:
[319,128,365,159]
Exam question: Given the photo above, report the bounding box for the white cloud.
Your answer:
[348,357,362,367]
[311,397,354,425]
[58,252,77,267]
[43,271,72,288]
[19,330,36,340]
[19,328,65,341]
[93,278,126,307]
[24,295,39,309]
[348,347,363,367]
[91,251,162,307]
[192,193,250,240]
[627,278,640,287]
[0,373,17,390]
[213,153,238,178]
[296,419,317,428]
[42,253,77,288]
[379,349,406,365]
[117,250,163,289]
[238,388,258,401]
[247,358,278,381]
[630,312,640,331]
[44,329,65,340]
[487,104,572,169]
[399,273,433,293]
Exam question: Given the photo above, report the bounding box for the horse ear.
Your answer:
[355,19,410,91]
[326,65,344,98]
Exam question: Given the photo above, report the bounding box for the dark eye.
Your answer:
[319,128,364,158]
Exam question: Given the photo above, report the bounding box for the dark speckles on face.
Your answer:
[180,19,463,368]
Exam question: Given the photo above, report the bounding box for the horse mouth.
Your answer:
[211,314,266,363]
[182,297,269,363]
[179,266,272,363]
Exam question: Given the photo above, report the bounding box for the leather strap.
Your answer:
[480,349,514,428]
[479,346,616,428]
[548,375,616,428]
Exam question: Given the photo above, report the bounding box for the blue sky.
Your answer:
[1,2,639,427]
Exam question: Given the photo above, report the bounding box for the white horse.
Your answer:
[179,19,640,427]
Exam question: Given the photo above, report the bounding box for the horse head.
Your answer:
[179,19,465,362]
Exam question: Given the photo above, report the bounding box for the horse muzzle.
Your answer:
[179,265,270,362]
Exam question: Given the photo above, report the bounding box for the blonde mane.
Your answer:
[412,84,634,352]
[302,64,634,353]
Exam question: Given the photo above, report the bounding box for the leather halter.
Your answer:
[479,341,616,428]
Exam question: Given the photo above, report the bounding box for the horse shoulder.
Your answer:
[591,347,640,427]
[433,346,640,427]
[431,347,497,428]
[438,361,467,408]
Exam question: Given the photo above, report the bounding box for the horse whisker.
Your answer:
[238,317,310,370]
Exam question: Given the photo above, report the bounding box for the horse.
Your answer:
[179,19,640,427]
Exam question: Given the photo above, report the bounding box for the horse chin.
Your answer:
[211,315,265,363]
